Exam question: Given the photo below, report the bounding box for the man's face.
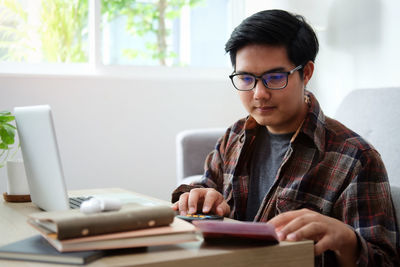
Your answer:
[235,44,313,134]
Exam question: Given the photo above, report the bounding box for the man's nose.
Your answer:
[253,79,271,100]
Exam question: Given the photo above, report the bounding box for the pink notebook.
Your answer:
[193,221,279,244]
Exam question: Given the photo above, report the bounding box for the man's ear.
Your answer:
[302,61,314,87]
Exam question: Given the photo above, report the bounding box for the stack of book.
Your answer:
[28,203,199,252]
[0,203,198,265]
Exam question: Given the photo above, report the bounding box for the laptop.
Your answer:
[14,105,91,211]
[14,105,164,212]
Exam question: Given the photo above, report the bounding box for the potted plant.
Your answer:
[0,110,29,200]
[0,110,17,168]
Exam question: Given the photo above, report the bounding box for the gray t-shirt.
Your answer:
[245,127,292,221]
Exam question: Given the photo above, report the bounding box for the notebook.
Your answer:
[0,235,103,265]
[13,105,155,211]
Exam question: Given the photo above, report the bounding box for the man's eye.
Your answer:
[237,75,254,84]
[266,73,286,81]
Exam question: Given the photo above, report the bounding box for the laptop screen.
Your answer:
[14,105,70,211]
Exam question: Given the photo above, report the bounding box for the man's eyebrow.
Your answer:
[234,67,287,75]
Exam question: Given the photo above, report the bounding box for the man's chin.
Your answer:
[251,114,274,126]
[252,116,287,133]
[253,118,273,127]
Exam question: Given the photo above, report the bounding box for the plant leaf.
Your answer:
[0,114,15,123]
[0,124,16,145]
[0,143,9,150]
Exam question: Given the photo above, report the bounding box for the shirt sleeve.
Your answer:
[333,148,400,266]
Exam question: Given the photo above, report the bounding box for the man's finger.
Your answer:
[277,212,319,239]
[187,188,205,214]
[202,189,220,213]
[268,208,311,228]
[314,236,332,256]
[285,221,325,241]
[178,193,189,215]
[215,202,230,216]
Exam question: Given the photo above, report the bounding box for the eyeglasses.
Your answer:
[229,65,303,91]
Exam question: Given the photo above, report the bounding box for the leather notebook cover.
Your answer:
[28,203,175,240]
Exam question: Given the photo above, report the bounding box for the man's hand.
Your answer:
[268,208,359,267]
[171,188,230,216]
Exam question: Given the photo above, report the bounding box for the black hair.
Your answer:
[225,9,319,70]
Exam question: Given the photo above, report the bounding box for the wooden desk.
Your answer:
[0,188,314,267]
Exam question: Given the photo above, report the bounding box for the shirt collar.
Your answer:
[243,90,326,152]
[298,91,326,152]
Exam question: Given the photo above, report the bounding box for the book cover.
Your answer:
[29,217,200,252]
[193,220,279,244]
[28,203,175,240]
[0,235,103,265]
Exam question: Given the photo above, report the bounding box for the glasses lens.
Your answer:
[232,74,255,90]
[263,73,288,89]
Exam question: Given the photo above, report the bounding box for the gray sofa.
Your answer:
[176,128,225,185]
[176,87,400,229]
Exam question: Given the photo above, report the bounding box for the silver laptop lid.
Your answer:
[14,105,70,211]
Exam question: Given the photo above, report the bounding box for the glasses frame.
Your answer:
[229,64,303,91]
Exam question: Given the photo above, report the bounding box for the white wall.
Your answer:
[246,0,400,116]
[0,72,246,201]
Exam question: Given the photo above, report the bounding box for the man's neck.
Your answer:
[266,102,308,134]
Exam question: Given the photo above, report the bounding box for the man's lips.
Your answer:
[255,106,276,112]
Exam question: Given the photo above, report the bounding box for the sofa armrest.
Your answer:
[391,185,400,231]
[176,128,225,186]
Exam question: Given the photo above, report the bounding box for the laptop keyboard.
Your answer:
[69,196,92,209]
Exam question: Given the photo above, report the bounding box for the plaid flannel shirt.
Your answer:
[172,92,399,266]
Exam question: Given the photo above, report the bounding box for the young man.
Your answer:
[171,10,399,266]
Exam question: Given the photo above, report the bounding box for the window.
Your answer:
[0,0,89,63]
[0,0,238,70]
[102,0,231,67]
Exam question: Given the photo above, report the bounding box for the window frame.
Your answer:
[0,0,245,80]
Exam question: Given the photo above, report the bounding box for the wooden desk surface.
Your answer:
[0,188,314,267]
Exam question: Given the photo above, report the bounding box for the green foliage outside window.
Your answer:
[0,0,36,62]
[40,0,88,62]
[102,0,204,65]
[0,0,88,62]
[0,0,204,65]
